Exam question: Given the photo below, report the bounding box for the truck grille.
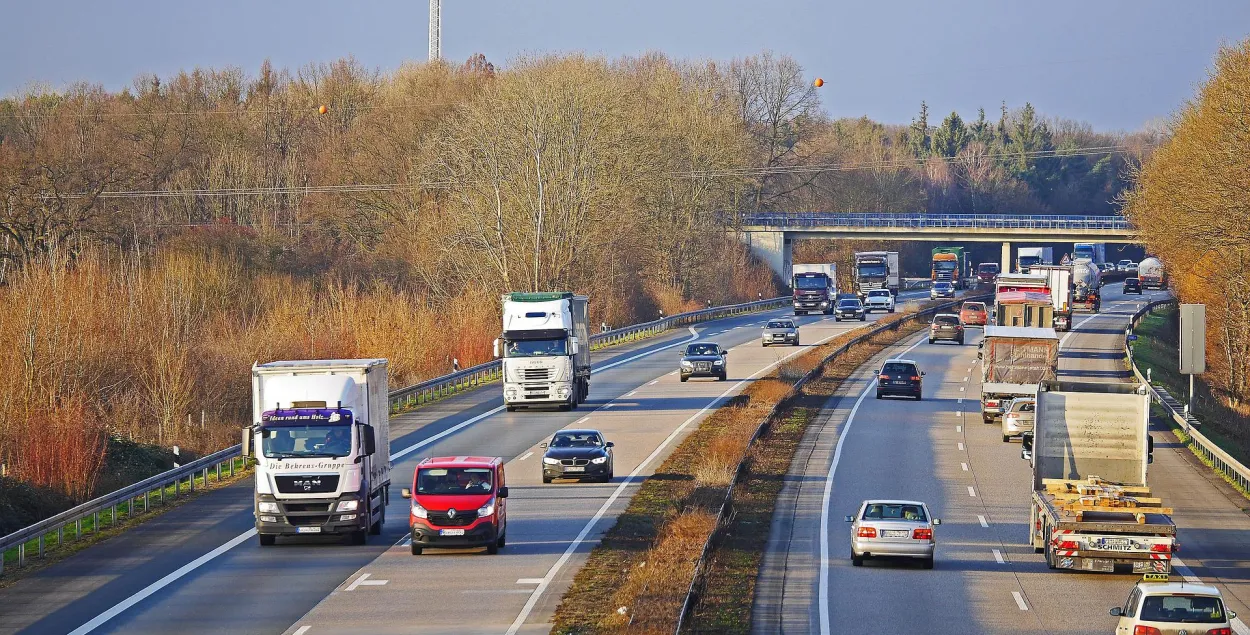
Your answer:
[288,514,331,526]
[428,509,478,527]
[522,368,551,381]
[560,458,590,466]
[274,475,340,494]
[283,502,333,513]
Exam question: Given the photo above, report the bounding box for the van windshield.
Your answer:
[417,467,494,494]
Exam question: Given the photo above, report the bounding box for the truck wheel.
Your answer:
[1002,434,1010,443]
[928,338,934,344]
[350,530,367,546]
[258,534,276,547]
[558,403,571,412]
[411,543,423,556]
[486,542,499,555]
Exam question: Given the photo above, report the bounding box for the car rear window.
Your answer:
[963,302,985,311]
[881,362,916,375]
[1139,595,1225,623]
[862,503,927,521]
[933,315,959,325]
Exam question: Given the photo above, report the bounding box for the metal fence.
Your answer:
[0,296,789,575]
[1127,300,1250,495]
[675,292,992,633]
[740,212,1132,231]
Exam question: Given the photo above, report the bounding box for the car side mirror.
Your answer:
[493,338,501,358]
[605,441,614,448]
[540,442,548,449]
[920,371,926,376]
[497,486,509,499]
[241,427,252,458]
[932,519,941,526]
[721,348,729,356]
[844,515,854,523]
[401,488,412,499]
[1108,607,1123,617]
[363,425,377,456]
[1229,610,1237,619]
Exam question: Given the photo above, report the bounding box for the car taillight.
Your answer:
[1058,540,1079,550]
[879,374,890,380]
[912,528,932,540]
[1206,628,1232,635]
[910,376,921,381]
[857,527,877,538]
[987,400,999,407]
[1150,543,1171,553]
[1133,627,1162,635]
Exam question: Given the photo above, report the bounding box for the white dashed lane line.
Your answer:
[978,515,989,528]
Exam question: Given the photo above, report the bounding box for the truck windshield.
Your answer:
[261,425,353,458]
[1139,595,1225,623]
[505,338,567,357]
[793,276,829,290]
[978,265,999,274]
[416,467,494,494]
[1019,257,1041,266]
[934,262,957,272]
[857,265,887,277]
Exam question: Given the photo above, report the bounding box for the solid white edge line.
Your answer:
[993,549,1004,564]
[1012,591,1029,611]
[66,529,258,635]
[978,515,989,528]
[509,318,863,635]
[516,578,545,585]
[292,627,311,635]
[819,335,927,635]
[1172,557,1250,635]
[518,452,533,461]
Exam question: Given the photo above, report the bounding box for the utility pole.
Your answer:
[428,0,441,62]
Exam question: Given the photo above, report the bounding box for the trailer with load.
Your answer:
[979,325,1059,424]
[1021,381,1174,574]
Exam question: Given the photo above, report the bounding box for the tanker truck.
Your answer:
[1071,258,1102,313]
[1138,257,1167,290]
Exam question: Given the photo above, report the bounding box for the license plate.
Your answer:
[892,381,910,385]
[883,530,910,538]
[564,466,585,472]
[439,529,466,536]
[296,526,321,534]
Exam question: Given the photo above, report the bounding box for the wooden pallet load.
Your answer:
[1042,476,1173,524]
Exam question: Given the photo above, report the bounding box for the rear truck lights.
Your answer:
[857,527,877,538]
[542,457,560,465]
[591,456,609,464]
[258,502,279,513]
[410,502,428,519]
[1059,540,1080,550]
[335,500,360,512]
[260,515,278,523]
[1149,543,1172,553]
[912,528,933,540]
[477,499,496,517]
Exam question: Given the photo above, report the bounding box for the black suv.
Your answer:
[1123,277,1142,294]
[835,297,867,322]
[877,359,924,400]
[680,342,727,382]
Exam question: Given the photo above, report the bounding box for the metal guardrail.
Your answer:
[1127,300,1250,495]
[0,296,790,576]
[0,445,245,575]
[675,292,992,633]
[740,212,1132,231]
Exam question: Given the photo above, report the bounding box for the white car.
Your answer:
[1117,259,1136,272]
[1110,574,1236,635]
[863,289,895,314]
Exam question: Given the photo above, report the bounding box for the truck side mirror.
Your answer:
[497,486,509,499]
[493,339,501,358]
[363,425,377,456]
[241,427,252,458]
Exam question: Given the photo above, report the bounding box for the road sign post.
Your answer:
[1179,304,1206,414]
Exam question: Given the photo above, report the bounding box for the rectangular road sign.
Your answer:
[1179,304,1205,375]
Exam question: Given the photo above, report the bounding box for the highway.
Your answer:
[754,282,1250,634]
[0,292,928,635]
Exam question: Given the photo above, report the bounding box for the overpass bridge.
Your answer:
[737,212,1136,279]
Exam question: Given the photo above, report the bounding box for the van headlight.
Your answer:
[477,499,496,517]
[335,500,359,512]
[410,502,428,519]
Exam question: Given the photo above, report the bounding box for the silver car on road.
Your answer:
[761,319,799,347]
[846,499,940,569]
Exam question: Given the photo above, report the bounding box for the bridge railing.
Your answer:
[738,212,1132,231]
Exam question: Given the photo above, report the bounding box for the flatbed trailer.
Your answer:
[1031,479,1176,574]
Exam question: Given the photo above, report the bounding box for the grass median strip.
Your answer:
[550,305,939,634]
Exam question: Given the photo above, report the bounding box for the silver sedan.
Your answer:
[845,499,940,569]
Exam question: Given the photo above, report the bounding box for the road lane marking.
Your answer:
[963,376,969,382]
[602,403,616,409]
[957,398,963,404]
[293,627,311,635]
[510,321,855,635]
[959,386,965,392]
[625,391,636,397]
[968,486,977,497]
[961,463,969,471]
[1012,591,1029,611]
[957,442,965,451]
[648,380,659,385]
[993,549,1005,563]
[576,416,590,424]
[978,515,989,527]
[518,452,533,461]
[516,578,544,585]
[956,425,961,432]
[818,335,927,635]
[346,573,388,591]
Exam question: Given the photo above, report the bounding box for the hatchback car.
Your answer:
[959,301,988,326]
[1110,574,1237,635]
[834,297,866,321]
[876,359,923,400]
[846,499,940,569]
[680,342,727,381]
[762,319,799,347]
[928,313,964,344]
[863,289,896,314]
[1001,397,1036,442]
[930,281,956,300]
[401,456,508,555]
[1124,278,1143,294]
[541,429,614,483]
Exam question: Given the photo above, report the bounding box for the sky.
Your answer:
[2,0,1248,131]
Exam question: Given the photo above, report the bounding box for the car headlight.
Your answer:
[410,502,428,519]
[477,499,496,517]
[543,456,561,465]
[258,501,279,513]
[713,360,724,365]
[335,500,359,512]
[591,456,609,464]
[680,361,693,368]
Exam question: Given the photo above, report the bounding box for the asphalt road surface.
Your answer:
[754,283,1250,635]
[0,292,929,635]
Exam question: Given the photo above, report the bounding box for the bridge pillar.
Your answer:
[1001,241,1012,274]
[739,230,791,282]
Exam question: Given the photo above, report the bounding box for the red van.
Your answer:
[400,456,508,555]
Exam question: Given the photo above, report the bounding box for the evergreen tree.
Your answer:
[996,101,1010,148]
[931,111,970,158]
[1007,102,1058,199]
[907,101,931,158]
[969,107,993,146]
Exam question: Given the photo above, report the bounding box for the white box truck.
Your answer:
[495,292,591,411]
[853,251,900,296]
[246,359,391,546]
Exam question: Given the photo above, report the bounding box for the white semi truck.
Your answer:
[246,359,391,546]
[495,292,591,411]
[1021,381,1175,574]
[1073,242,1106,266]
[1016,247,1054,273]
[853,251,900,296]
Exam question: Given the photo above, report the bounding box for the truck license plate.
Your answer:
[439,529,466,536]
[297,526,321,534]
[564,466,585,472]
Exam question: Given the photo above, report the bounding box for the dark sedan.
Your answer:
[1123,278,1142,294]
[541,429,614,483]
[680,342,728,382]
[876,359,924,400]
[834,297,867,321]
